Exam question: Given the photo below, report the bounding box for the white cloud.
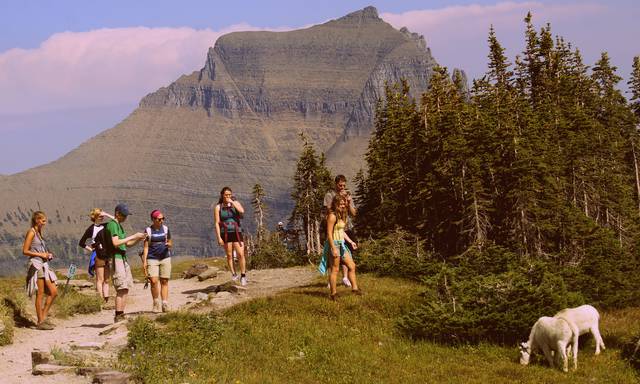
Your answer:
[379,1,628,82]
[0,24,264,115]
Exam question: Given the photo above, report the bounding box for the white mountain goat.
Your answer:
[554,304,605,355]
[519,316,579,372]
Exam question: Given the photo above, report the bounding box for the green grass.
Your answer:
[119,274,640,383]
[130,256,225,281]
[53,289,103,319]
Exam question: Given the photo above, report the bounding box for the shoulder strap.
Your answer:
[146,227,152,239]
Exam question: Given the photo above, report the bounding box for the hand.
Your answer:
[143,264,148,277]
[351,242,358,250]
[331,248,339,258]
[136,232,147,240]
[217,237,224,246]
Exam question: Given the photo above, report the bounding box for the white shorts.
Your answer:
[148,257,171,279]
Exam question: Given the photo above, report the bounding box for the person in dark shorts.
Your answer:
[78,208,114,304]
[214,186,248,286]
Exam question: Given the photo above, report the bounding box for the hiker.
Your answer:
[320,194,361,300]
[104,203,146,322]
[22,211,58,330]
[141,209,173,313]
[78,208,114,304]
[214,186,247,286]
[323,174,357,287]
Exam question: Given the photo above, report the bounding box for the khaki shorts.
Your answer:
[112,258,133,291]
[147,257,171,279]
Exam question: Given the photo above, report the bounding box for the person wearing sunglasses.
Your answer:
[141,209,173,312]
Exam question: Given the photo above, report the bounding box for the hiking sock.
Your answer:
[241,273,246,278]
[115,310,123,317]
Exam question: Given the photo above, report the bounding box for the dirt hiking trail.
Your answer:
[0,266,318,384]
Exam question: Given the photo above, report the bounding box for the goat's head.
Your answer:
[519,341,531,365]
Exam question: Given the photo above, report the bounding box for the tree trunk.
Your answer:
[633,143,640,215]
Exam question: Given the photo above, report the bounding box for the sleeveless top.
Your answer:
[30,228,47,254]
[219,204,242,234]
[332,219,346,242]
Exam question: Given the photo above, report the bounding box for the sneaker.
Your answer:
[240,276,247,286]
[231,273,239,281]
[35,321,54,330]
[114,313,126,323]
[152,299,162,313]
[342,277,352,287]
[161,301,170,313]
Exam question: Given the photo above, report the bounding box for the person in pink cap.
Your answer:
[141,209,173,312]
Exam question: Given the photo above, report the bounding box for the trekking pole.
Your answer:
[63,263,77,296]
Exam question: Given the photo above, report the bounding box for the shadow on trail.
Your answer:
[79,323,112,328]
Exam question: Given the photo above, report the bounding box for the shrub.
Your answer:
[0,301,14,346]
[248,232,304,269]
[54,289,102,318]
[120,312,223,382]
[399,247,584,345]
[621,334,640,371]
[357,229,435,279]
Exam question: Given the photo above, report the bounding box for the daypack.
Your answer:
[145,225,171,257]
[88,250,96,277]
[219,205,242,236]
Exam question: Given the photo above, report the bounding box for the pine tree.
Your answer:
[290,134,333,255]
[251,183,267,241]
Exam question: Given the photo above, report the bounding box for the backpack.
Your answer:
[92,226,110,258]
[145,225,171,257]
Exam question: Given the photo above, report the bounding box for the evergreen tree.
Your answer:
[251,183,267,241]
[290,134,332,255]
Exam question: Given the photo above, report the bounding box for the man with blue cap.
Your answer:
[104,203,146,322]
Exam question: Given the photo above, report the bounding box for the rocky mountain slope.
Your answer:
[0,7,443,274]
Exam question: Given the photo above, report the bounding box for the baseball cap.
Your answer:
[115,203,131,216]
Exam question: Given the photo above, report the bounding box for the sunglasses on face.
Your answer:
[155,217,165,221]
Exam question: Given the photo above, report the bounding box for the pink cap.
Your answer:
[150,209,163,220]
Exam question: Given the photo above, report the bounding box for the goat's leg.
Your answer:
[541,344,554,368]
[591,326,605,354]
[557,341,569,372]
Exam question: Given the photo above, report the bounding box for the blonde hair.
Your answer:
[89,208,102,222]
[30,211,47,238]
[330,194,348,223]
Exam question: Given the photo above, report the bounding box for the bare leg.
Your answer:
[224,243,235,275]
[35,278,45,323]
[41,279,58,322]
[329,256,340,297]
[115,289,128,312]
[233,242,246,274]
[150,276,160,300]
[102,263,110,301]
[160,278,169,301]
[343,257,359,291]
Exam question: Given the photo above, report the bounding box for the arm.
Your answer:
[111,233,145,248]
[231,200,244,216]
[22,229,50,260]
[78,226,93,252]
[346,193,357,217]
[142,238,149,276]
[166,229,173,249]
[343,231,357,250]
[214,204,223,245]
[100,212,115,221]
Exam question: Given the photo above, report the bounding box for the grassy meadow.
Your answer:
[119,273,640,384]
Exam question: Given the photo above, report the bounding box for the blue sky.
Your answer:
[1,0,638,174]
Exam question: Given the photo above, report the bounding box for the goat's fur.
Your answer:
[554,305,605,355]
[519,316,579,372]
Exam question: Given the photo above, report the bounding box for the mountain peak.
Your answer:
[332,6,381,25]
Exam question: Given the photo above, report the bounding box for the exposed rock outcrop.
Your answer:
[0,7,439,274]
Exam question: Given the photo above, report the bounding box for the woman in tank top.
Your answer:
[22,211,58,330]
[325,194,361,300]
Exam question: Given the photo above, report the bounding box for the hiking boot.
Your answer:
[240,276,247,286]
[162,301,170,313]
[114,313,126,323]
[152,299,162,313]
[342,277,352,287]
[35,321,54,330]
[231,273,239,281]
